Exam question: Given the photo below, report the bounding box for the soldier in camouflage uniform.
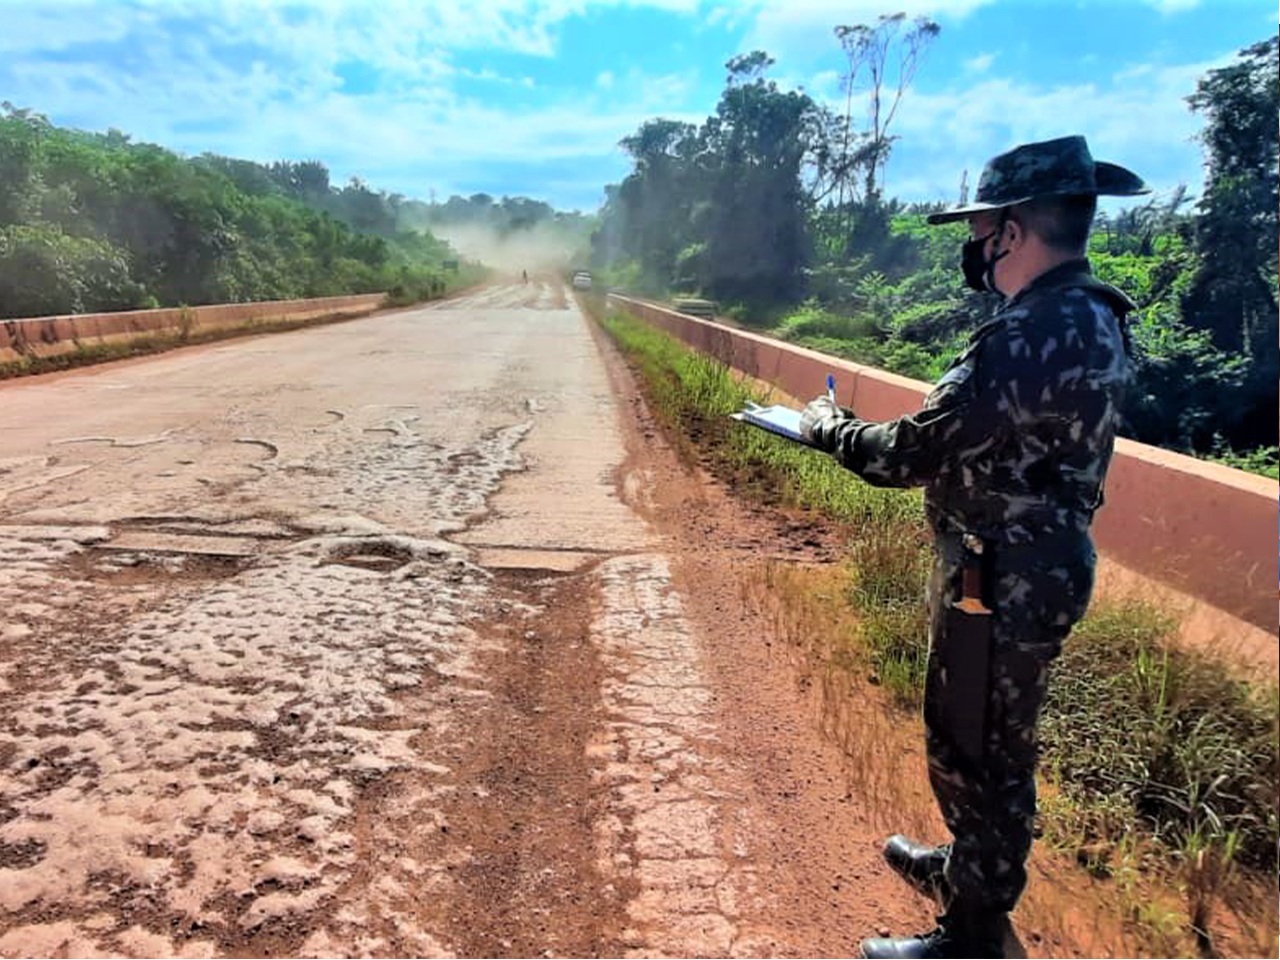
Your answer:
[798,136,1148,959]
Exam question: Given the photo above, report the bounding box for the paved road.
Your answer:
[0,282,877,958]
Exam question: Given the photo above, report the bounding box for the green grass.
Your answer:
[595,303,1279,901]
[1041,601,1278,870]
[1205,444,1279,480]
[602,306,934,703]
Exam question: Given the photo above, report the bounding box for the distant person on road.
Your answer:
[522,269,528,284]
[798,136,1148,959]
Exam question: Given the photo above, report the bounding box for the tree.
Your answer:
[0,108,479,317]
[1181,36,1278,448]
[269,160,332,204]
[725,51,774,85]
[0,224,143,316]
[682,54,818,304]
[830,14,940,206]
[615,118,702,288]
[197,154,275,196]
[0,104,49,225]
[1095,187,1192,257]
[600,53,824,305]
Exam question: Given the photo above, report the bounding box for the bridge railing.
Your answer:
[1,293,387,364]
[608,293,1276,631]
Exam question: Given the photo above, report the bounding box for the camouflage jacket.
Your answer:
[812,259,1134,546]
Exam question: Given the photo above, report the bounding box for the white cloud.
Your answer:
[736,0,996,67]
[964,52,995,73]
[0,1,137,54]
[867,54,1238,203]
[1139,0,1201,12]
[180,0,563,60]
[0,0,721,209]
[2,0,698,72]
[0,0,1244,213]
[797,69,841,100]
[2,2,703,209]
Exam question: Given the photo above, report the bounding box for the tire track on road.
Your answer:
[590,554,777,959]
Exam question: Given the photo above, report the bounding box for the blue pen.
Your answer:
[827,373,836,404]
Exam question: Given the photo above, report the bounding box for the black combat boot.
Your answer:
[859,912,1011,959]
[882,834,951,902]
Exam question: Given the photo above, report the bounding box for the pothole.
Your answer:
[55,517,299,581]
[68,548,251,584]
[329,548,409,572]
[0,838,47,870]
[309,533,472,576]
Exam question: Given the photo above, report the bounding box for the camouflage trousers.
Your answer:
[923,530,1096,915]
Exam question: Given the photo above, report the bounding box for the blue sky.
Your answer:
[1,0,1273,213]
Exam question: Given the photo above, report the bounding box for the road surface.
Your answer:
[0,282,927,958]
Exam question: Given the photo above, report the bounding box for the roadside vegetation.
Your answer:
[589,25,1278,479]
[592,300,1279,958]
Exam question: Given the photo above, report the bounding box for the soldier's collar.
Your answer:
[999,257,1136,315]
[1003,258,1093,308]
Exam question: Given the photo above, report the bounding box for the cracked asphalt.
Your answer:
[0,280,925,958]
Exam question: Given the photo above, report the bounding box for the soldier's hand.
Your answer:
[800,396,845,445]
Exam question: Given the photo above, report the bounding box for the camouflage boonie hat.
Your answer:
[927,135,1149,224]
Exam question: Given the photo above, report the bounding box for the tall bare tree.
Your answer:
[831,13,940,207]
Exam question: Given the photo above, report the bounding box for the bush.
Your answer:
[1205,444,1278,479]
[0,224,146,317]
[776,299,878,341]
[877,340,941,382]
[1123,302,1246,450]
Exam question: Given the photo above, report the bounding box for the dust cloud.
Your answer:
[428,222,587,275]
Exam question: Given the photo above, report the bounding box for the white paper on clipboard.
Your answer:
[730,402,811,445]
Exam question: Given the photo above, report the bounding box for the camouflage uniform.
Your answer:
[806,258,1134,916]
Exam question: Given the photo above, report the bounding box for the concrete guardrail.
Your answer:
[0,293,388,366]
[608,293,1277,632]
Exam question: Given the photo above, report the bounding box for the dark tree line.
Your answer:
[0,107,464,316]
[0,108,586,319]
[1180,37,1278,449]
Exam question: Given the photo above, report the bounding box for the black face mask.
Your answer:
[961,217,1010,294]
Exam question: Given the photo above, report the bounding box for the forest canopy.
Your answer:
[0,106,589,316]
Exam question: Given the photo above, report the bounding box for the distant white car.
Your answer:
[572,271,593,291]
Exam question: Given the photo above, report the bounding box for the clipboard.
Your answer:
[730,402,811,445]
